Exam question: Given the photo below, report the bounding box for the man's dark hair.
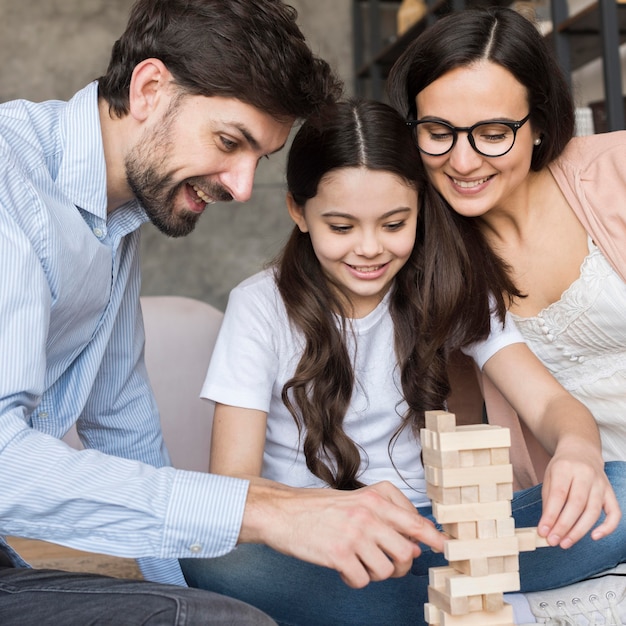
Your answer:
[98,0,342,120]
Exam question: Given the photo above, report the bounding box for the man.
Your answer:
[0,0,444,623]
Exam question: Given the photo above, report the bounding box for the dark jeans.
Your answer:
[0,565,277,625]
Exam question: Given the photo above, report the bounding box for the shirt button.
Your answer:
[189,543,202,553]
[39,412,49,418]
[93,227,104,238]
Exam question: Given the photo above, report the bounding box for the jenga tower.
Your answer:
[421,410,548,626]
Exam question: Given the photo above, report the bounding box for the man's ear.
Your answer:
[128,58,173,122]
[286,193,308,232]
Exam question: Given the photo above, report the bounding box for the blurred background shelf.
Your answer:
[353,0,625,130]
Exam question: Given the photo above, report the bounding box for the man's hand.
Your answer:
[239,479,444,588]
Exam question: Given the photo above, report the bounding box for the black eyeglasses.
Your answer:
[406,114,531,157]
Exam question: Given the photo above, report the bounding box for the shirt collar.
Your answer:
[55,82,148,231]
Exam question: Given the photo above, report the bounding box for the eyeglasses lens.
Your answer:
[415,121,517,157]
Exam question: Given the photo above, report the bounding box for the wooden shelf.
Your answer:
[353,0,625,130]
[354,0,515,99]
[545,0,626,71]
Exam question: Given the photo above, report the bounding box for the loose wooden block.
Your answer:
[425,410,458,432]
[516,528,550,551]
[433,500,512,524]
[444,536,519,562]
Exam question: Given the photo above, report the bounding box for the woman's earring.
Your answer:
[533,137,542,146]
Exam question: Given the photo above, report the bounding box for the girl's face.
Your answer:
[288,167,418,318]
[415,61,541,218]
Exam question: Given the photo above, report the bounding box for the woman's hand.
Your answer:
[538,442,620,548]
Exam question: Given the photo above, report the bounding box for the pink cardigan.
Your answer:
[479,131,626,489]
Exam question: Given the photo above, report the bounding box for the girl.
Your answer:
[387,6,626,622]
[181,99,624,626]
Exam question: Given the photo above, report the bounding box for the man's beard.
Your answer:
[126,157,199,238]
[124,110,231,238]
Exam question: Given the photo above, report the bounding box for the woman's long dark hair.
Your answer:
[275,99,513,490]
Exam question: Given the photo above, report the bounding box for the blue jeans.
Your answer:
[180,462,626,626]
[0,565,276,625]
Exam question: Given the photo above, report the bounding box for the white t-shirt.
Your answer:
[202,269,430,507]
[462,309,525,370]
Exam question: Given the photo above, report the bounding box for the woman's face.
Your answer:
[415,60,541,218]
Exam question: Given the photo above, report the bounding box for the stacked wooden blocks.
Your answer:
[421,410,548,625]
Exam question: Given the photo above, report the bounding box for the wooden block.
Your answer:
[421,427,434,450]
[442,522,477,540]
[438,603,514,625]
[445,536,519,561]
[484,592,504,612]
[515,528,549,552]
[468,595,484,612]
[433,500,512,524]
[490,447,510,465]
[486,556,505,575]
[477,519,497,539]
[436,426,511,452]
[460,485,479,503]
[425,410,457,432]
[424,602,441,625]
[428,483,462,505]
[478,483,498,503]
[452,557,489,577]
[423,446,461,469]
[503,555,520,572]
[429,565,459,589]
[447,571,520,597]
[428,584,469,615]
[426,464,513,488]
[496,518,516,538]
[497,483,514,501]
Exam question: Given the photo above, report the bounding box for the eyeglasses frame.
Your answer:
[406,113,532,158]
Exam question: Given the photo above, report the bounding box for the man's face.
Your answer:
[125,94,293,237]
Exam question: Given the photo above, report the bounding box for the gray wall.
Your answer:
[0,0,353,311]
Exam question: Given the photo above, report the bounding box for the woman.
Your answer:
[388,6,626,623]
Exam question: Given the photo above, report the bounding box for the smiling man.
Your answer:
[0,1,446,624]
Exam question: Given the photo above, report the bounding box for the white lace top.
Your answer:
[510,238,626,462]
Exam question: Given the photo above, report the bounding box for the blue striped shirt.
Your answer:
[0,82,249,585]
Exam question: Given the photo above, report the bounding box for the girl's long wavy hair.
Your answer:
[275,99,516,490]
